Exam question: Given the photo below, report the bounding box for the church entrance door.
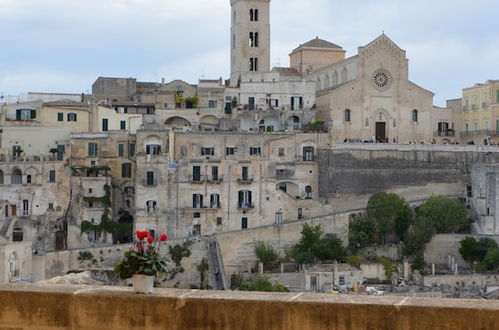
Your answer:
[375,122,387,143]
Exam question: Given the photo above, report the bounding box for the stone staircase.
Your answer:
[267,273,305,292]
[206,238,228,290]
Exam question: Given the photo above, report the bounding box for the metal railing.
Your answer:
[434,130,455,137]
[460,129,497,138]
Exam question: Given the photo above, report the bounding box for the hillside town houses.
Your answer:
[1,0,499,290]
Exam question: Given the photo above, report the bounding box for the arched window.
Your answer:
[13,227,23,242]
[238,190,252,209]
[9,252,18,279]
[210,194,220,208]
[11,168,22,185]
[344,109,351,122]
[146,200,156,213]
[342,67,348,83]
[305,186,312,199]
[333,71,338,86]
[0,169,3,184]
[324,74,330,89]
[412,109,418,122]
[303,146,314,161]
[249,9,254,21]
[192,194,203,208]
[316,77,322,90]
[254,9,259,21]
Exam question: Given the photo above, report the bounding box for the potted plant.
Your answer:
[114,230,170,293]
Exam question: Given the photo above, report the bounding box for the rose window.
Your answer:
[372,70,392,91]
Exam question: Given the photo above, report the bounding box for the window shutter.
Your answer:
[31,110,36,119]
[200,195,203,208]
[248,191,252,204]
[238,191,244,204]
[193,195,196,208]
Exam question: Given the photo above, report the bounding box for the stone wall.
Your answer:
[2,284,499,329]
[31,237,208,289]
[424,234,499,267]
[318,146,499,211]
[216,212,349,277]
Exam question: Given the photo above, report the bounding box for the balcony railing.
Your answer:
[472,104,479,110]
[190,175,205,184]
[237,177,254,184]
[434,130,455,137]
[238,202,254,210]
[460,129,497,138]
[207,176,224,183]
[483,102,489,108]
[462,105,469,111]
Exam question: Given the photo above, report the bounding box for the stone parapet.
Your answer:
[1,284,499,329]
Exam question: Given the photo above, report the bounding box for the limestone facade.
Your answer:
[314,34,435,144]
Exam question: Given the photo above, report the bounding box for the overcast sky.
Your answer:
[1,0,498,106]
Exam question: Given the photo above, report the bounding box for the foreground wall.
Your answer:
[1,284,499,330]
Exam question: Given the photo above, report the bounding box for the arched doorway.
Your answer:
[114,211,134,243]
[375,110,389,143]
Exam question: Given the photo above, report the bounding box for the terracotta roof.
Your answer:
[295,37,343,51]
[43,100,89,107]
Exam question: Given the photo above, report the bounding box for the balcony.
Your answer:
[238,202,254,210]
[237,177,253,184]
[460,129,496,138]
[472,104,479,110]
[462,105,469,111]
[483,102,489,108]
[190,175,205,184]
[206,176,224,184]
[434,130,455,137]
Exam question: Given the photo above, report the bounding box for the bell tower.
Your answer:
[230,0,271,86]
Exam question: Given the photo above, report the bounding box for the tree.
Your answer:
[481,248,499,271]
[411,251,428,275]
[367,192,413,243]
[459,237,478,263]
[402,216,436,256]
[287,224,346,264]
[287,224,322,264]
[417,195,469,233]
[476,238,498,261]
[254,240,279,271]
[345,255,363,269]
[349,213,377,251]
[315,233,346,262]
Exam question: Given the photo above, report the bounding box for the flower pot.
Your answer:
[132,274,155,294]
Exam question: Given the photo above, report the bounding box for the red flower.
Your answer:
[136,230,149,241]
[160,234,168,241]
[147,236,154,244]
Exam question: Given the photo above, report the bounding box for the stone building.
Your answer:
[470,163,499,235]
[69,131,137,246]
[313,34,435,144]
[461,80,499,144]
[132,128,330,238]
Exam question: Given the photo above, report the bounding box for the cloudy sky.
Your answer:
[1,0,498,106]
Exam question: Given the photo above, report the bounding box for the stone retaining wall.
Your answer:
[1,284,499,329]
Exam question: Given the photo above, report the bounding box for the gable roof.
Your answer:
[360,33,405,53]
